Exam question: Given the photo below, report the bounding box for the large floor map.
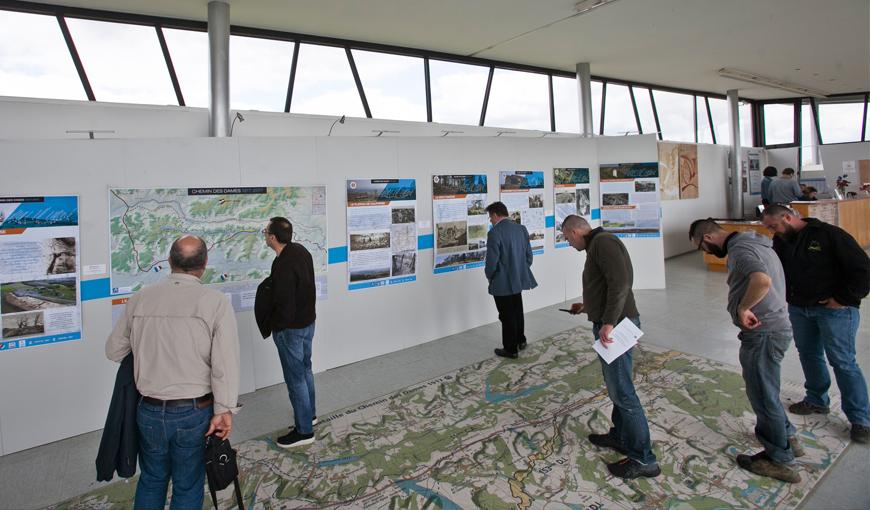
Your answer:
[109,187,327,297]
[56,327,849,509]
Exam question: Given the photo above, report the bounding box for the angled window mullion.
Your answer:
[810,97,822,145]
[599,81,606,135]
[628,85,642,134]
[155,26,184,106]
[705,96,716,144]
[479,66,494,126]
[862,93,868,142]
[284,41,300,113]
[548,74,555,132]
[56,15,95,101]
[346,46,371,118]
[693,95,698,143]
[649,88,662,140]
[757,102,766,146]
[424,57,432,123]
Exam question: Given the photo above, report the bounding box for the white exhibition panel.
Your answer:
[661,143,730,257]
[595,135,666,289]
[0,134,664,455]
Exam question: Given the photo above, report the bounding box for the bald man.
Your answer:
[561,215,660,479]
[107,235,240,508]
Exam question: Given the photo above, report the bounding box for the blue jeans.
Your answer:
[134,399,212,510]
[738,329,797,464]
[274,322,317,434]
[789,305,870,426]
[593,318,657,465]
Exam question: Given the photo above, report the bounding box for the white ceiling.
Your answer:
[30,0,870,99]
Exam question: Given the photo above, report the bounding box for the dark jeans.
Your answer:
[593,317,657,465]
[493,293,525,353]
[134,399,212,510]
[789,305,870,426]
[738,328,797,464]
[273,322,317,434]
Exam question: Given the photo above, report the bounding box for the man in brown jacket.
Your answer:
[561,215,660,479]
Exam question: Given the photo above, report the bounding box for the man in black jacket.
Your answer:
[761,205,870,443]
[261,216,318,449]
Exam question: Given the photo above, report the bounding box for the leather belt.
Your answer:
[142,393,213,409]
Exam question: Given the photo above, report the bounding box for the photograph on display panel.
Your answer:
[0,195,82,352]
[432,174,488,273]
[346,179,418,290]
[500,171,545,254]
[553,168,591,248]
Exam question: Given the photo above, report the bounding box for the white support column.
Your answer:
[576,63,594,137]
[208,0,230,137]
[727,89,744,218]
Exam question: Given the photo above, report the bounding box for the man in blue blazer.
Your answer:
[484,201,538,359]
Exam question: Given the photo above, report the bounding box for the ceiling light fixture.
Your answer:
[717,67,828,98]
[573,0,620,15]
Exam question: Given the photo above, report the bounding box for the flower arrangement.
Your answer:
[835,174,851,196]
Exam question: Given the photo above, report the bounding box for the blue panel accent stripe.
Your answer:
[81,277,111,302]
[591,208,601,220]
[418,234,433,250]
[328,246,347,264]
[545,215,555,228]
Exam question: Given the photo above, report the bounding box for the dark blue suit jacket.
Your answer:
[484,218,538,296]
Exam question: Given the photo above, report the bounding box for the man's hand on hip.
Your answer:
[819,297,845,309]
[206,412,233,440]
[737,307,761,329]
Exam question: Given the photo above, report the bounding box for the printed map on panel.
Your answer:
[109,187,327,294]
[57,327,848,510]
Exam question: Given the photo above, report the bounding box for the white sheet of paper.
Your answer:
[593,318,644,364]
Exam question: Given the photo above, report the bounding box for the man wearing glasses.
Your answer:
[257,217,318,448]
[689,218,803,483]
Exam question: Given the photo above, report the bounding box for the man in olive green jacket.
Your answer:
[562,214,660,479]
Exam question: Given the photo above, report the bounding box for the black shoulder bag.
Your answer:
[204,434,244,510]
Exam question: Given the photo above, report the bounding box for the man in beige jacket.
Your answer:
[106,235,240,509]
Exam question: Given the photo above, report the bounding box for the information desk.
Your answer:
[702,221,772,272]
[791,196,870,248]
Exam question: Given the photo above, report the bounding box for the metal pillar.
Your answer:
[208,0,230,137]
[727,89,744,218]
[576,63,594,137]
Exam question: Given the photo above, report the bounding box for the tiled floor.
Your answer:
[1,252,868,509]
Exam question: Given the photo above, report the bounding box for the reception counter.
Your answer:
[703,196,870,272]
[791,196,870,248]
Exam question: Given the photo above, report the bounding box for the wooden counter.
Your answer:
[703,196,870,272]
[791,196,870,248]
[702,221,772,272]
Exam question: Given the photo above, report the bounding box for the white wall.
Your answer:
[0,133,671,454]
[820,142,870,192]
[595,135,667,288]
[660,143,730,257]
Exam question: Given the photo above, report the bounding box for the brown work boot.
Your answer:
[788,436,805,458]
[736,451,801,483]
[788,400,829,415]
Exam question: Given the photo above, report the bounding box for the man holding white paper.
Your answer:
[561,215,660,479]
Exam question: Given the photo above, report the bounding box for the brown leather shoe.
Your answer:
[736,452,801,483]
[788,436,805,458]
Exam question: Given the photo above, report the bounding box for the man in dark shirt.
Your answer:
[761,205,870,444]
[561,215,660,480]
[263,216,318,448]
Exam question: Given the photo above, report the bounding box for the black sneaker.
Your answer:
[850,424,870,444]
[788,400,830,415]
[277,429,314,449]
[494,348,518,359]
[606,457,661,479]
[736,451,800,483]
[588,433,628,455]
